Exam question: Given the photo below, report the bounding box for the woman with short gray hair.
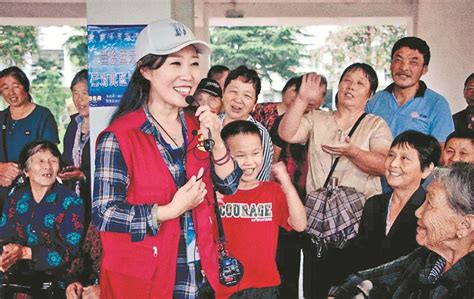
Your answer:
[329,162,474,298]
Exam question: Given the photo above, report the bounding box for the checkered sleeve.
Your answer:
[92,132,156,242]
[211,159,242,195]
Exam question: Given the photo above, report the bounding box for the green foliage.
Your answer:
[31,59,70,150]
[0,26,39,67]
[313,25,406,85]
[63,26,87,70]
[210,26,305,86]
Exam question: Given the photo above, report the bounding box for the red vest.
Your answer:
[99,108,219,298]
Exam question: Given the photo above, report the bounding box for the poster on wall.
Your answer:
[87,25,145,107]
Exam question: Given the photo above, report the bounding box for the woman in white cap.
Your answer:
[92,19,242,299]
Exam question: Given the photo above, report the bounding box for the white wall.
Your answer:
[416,0,474,113]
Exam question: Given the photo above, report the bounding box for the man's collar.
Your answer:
[385,80,427,98]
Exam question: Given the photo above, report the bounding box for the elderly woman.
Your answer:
[326,131,441,288]
[59,69,91,225]
[0,67,59,203]
[279,63,392,198]
[329,162,474,298]
[0,140,84,295]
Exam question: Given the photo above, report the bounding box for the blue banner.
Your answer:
[87,25,145,107]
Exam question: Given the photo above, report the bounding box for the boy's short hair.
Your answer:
[445,130,474,147]
[224,65,261,98]
[391,36,431,66]
[221,120,262,143]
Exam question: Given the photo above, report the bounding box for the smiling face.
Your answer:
[443,138,474,166]
[25,149,60,191]
[385,143,431,191]
[1,75,29,108]
[390,47,428,90]
[72,80,89,117]
[415,180,462,251]
[337,68,372,110]
[141,45,201,108]
[222,78,257,122]
[226,132,263,189]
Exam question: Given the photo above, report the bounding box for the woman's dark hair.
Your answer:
[391,130,441,171]
[339,63,378,97]
[0,66,32,101]
[110,54,167,123]
[391,36,431,66]
[70,69,88,90]
[223,65,261,98]
[221,120,262,143]
[19,140,62,171]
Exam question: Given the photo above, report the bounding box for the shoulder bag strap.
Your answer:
[323,113,367,188]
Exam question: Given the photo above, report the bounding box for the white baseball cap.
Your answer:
[134,18,211,62]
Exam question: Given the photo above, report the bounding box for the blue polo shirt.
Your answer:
[366,81,454,142]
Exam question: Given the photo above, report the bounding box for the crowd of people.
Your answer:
[0,18,473,299]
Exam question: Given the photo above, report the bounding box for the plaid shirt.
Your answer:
[93,107,241,299]
[329,246,474,298]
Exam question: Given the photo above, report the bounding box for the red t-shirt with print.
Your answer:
[215,181,292,298]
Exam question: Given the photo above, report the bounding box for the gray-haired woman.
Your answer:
[329,162,474,298]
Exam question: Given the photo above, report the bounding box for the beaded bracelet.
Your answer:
[212,148,231,166]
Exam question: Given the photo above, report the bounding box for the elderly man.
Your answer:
[366,37,454,146]
[453,73,474,132]
[443,130,474,166]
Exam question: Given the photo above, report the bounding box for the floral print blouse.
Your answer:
[0,182,84,272]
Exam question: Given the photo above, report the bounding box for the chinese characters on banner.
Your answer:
[87,25,145,107]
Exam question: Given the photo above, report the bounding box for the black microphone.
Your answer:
[185,95,214,152]
[352,280,373,299]
[186,95,195,106]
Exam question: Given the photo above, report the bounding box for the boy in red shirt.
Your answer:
[216,120,307,298]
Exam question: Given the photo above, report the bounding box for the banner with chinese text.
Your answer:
[87,25,145,107]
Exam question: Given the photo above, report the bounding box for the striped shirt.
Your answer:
[93,107,241,299]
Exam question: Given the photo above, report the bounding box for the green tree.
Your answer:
[31,59,70,149]
[63,26,87,70]
[313,25,406,85]
[0,26,39,67]
[210,26,306,86]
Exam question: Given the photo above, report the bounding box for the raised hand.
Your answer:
[296,73,323,107]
